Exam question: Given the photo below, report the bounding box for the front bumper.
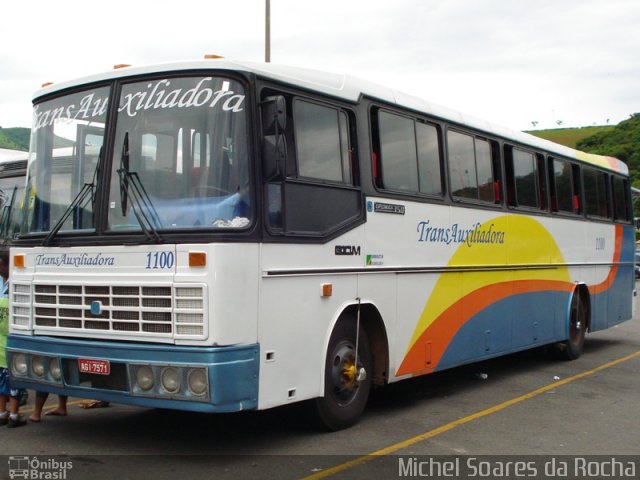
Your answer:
[7,335,259,413]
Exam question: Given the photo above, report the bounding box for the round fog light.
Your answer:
[50,358,62,381]
[136,366,154,391]
[32,356,46,377]
[187,368,208,396]
[11,353,28,376]
[161,367,180,393]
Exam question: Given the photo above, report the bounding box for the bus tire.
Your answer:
[312,319,372,431]
[558,290,587,360]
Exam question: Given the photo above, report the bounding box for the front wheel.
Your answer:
[312,320,372,431]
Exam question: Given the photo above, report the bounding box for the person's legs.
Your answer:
[29,391,49,422]
[7,389,27,428]
[47,395,68,416]
[0,369,12,426]
[0,393,8,425]
[43,395,68,417]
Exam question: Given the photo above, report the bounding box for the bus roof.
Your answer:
[33,58,628,176]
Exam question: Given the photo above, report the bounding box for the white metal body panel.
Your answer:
[10,243,259,347]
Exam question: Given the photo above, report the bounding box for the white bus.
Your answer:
[7,58,634,430]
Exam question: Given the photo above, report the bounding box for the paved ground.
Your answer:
[3,292,639,480]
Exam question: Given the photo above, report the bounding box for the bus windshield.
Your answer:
[22,75,251,237]
[108,76,251,232]
[24,86,108,235]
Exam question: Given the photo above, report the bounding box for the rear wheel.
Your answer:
[558,290,587,360]
[313,320,372,431]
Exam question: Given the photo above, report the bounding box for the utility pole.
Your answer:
[265,0,271,62]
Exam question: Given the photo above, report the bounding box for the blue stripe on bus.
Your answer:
[436,270,632,371]
[436,290,569,370]
[7,335,259,413]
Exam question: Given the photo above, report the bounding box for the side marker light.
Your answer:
[189,252,207,267]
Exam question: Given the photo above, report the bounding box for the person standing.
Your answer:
[29,392,68,422]
[0,250,27,428]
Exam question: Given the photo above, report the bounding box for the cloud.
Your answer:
[1,0,639,129]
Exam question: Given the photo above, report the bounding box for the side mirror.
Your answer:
[261,95,287,181]
[262,134,287,181]
[261,96,286,135]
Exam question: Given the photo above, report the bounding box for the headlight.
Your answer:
[32,356,46,377]
[187,368,208,396]
[136,366,154,391]
[49,357,62,380]
[11,353,28,376]
[161,367,180,393]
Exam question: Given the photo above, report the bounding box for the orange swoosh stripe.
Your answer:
[397,224,625,378]
[589,224,622,295]
[396,279,574,377]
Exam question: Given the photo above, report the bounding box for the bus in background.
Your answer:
[6,58,635,430]
[0,155,28,248]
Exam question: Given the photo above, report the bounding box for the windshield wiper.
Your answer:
[118,133,163,243]
[42,147,103,246]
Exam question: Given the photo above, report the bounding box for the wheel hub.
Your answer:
[331,342,365,402]
[341,362,357,389]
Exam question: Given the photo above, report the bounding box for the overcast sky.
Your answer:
[1,0,638,132]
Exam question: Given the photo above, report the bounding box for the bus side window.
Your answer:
[448,130,498,204]
[475,138,494,202]
[372,109,443,197]
[377,110,419,192]
[261,89,361,236]
[549,157,580,215]
[293,100,353,185]
[448,130,477,200]
[571,164,582,214]
[505,146,540,209]
[369,110,382,189]
[416,121,443,196]
[612,175,631,222]
[536,153,547,211]
[583,167,610,219]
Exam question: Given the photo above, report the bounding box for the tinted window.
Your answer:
[612,176,631,221]
[551,159,576,213]
[448,130,477,199]
[448,130,494,202]
[476,139,494,202]
[378,111,419,191]
[583,168,610,219]
[294,101,351,184]
[416,122,442,195]
[513,148,539,208]
[376,111,442,196]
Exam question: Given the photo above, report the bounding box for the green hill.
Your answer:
[0,127,30,151]
[576,114,640,187]
[528,115,640,186]
[527,126,615,149]
[530,116,640,217]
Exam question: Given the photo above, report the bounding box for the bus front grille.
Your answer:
[32,283,174,335]
[11,282,206,339]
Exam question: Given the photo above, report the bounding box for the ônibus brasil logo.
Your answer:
[7,456,73,479]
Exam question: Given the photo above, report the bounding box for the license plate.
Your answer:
[78,358,110,375]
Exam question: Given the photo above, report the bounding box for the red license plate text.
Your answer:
[78,358,111,375]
